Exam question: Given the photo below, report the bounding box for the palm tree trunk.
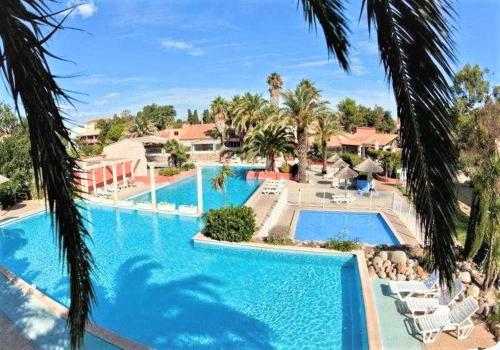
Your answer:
[296,127,308,183]
[266,153,274,172]
[322,140,327,174]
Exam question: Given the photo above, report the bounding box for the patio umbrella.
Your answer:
[327,154,340,163]
[0,175,9,185]
[331,158,348,170]
[334,167,358,195]
[354,158,383,174]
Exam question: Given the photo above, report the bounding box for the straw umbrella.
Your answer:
[334,166,358,195]
[331,158,348,171]
[354,158,383,194]
[327,154,340,163]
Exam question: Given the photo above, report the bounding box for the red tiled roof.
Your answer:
[327,127,397,147]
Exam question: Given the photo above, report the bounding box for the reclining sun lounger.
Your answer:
[405,279,464,318]
[389,271,439,300]
[134,202,153,211]
[178,205,198,216]
[116,200,134,208]
[158,202,177,213]
[331,194,354,204]
[414,297,479,343]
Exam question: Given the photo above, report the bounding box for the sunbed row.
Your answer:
[388,272,479,343]
[86,197,198,215]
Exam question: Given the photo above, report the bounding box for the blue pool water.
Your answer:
[0,205,368,349]
[295,211,400,245]
[130,166,261,211]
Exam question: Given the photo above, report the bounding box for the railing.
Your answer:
[286,187,424,243]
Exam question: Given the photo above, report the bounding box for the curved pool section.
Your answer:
[0,205,368,349]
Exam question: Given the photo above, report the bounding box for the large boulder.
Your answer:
[368,265,376,277]
[372,256,384,269]
[396,262,407,274]
[389,251,407,264]
[378,271,387,279]
[458,271,471,284]
[397,274,406,281]
[466,285,480,298]
[378,251,388,261]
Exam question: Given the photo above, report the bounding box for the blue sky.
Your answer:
[1,0,499,125]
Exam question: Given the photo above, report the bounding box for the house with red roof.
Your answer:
[326,127,398,157]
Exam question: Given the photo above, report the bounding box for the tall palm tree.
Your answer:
[298,79,320,98]
[266,72,284,108]
[281,84,328,183]
[211,165,235,207]
[315,112,342,174]
[242,123,296,171]
[231,93,268,138]
[210,96,230,156]
[0,0,460,347]
[122,117,156,138]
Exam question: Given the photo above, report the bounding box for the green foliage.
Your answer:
[202,109,213,124]
[96,113,131,145]
[455,208,469,245]
[164,139,190,167]
[266,226,295,245]
[0,102,18,136]
[211,165,235,207]
[204,206,256,242]
[324,238,361,251]
[158,167,181,177]
[136,104,176,130]
[187,109,201,124]
[337,99,395,133]
[181,163,195,171]
[339,152,362,167]
[380,151,402,177]
[0,181,17,208]
[279,163,291,173]
[77,143,103,157]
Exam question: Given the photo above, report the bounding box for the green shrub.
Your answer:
[0,181,17,209]
[324,238,361,251]
[159,167,181,176]
[266,225,295,245]
[279,163,291,173]
[339,152,363,167]
[181,163,196,171]
[204,206,256,242]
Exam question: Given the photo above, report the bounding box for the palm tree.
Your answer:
[281,84,328,183]
[266,73,284,108]
[210,96,230,149]
[211,165,235,207]
[315,112,342,174]
[164,139,190,168]
[122,117,156,138]
[298,79,320,98]
[0,0,460,346]
[231,93,268,138]
[242,124,296,171]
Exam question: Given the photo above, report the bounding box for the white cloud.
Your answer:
[95,92,119,105]
[66,1,97,18]
[355,40,379,55]
[79,74,153,86]
[284,60,332,69]
[161,39,206,56]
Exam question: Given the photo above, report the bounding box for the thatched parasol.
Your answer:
[331,158,348,170]
[327,154,340,163]
[354,158,383,174]
[335,167,358,194]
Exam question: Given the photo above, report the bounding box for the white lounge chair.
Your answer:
[414,297,479,343]
[263,187,282,195]
[134,202,153,211]
[116,200,134,208]
[178,205,198,216]
[405,280,464,318]
[158,202,176,213]
[331,194,354,204]
[389,271,440,300]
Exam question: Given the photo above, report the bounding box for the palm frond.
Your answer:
[364,0,458,286]
[299,0,350,70]
[0,1,94,348]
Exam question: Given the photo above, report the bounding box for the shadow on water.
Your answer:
[94,255,273,350]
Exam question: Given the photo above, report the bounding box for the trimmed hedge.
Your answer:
[159,167,181,176]
[204,206,256,242]
[181,163,196,171]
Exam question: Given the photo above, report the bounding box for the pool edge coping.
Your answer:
[0,264,152,350]
[192,232,382,350]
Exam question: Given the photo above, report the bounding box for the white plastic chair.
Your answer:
[389,271,440,300]
[414,297,479,343]
[405,279,464,318]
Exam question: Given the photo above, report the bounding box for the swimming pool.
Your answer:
[0,205,369,349]
[294,211,400,245]
[130,166,261,211]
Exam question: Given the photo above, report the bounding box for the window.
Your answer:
[193,144,214,152]
[174,131,179,136]
[225,140,240,148]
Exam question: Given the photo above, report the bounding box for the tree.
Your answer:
[202,109,213,124]
[122,117,156,138]
[314,112,341,173]
[188,109,200,124]
[0,0,462,346]
[0,102,18,136]
[242,123,296,171]
[337,98,358,132]
[266,72,283,108]
[210,97,230,156]
[231,93,268,138]
[211,165,235,207]
[164,139,190,168]
[136,103,176,130]
[281,83,328,183]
